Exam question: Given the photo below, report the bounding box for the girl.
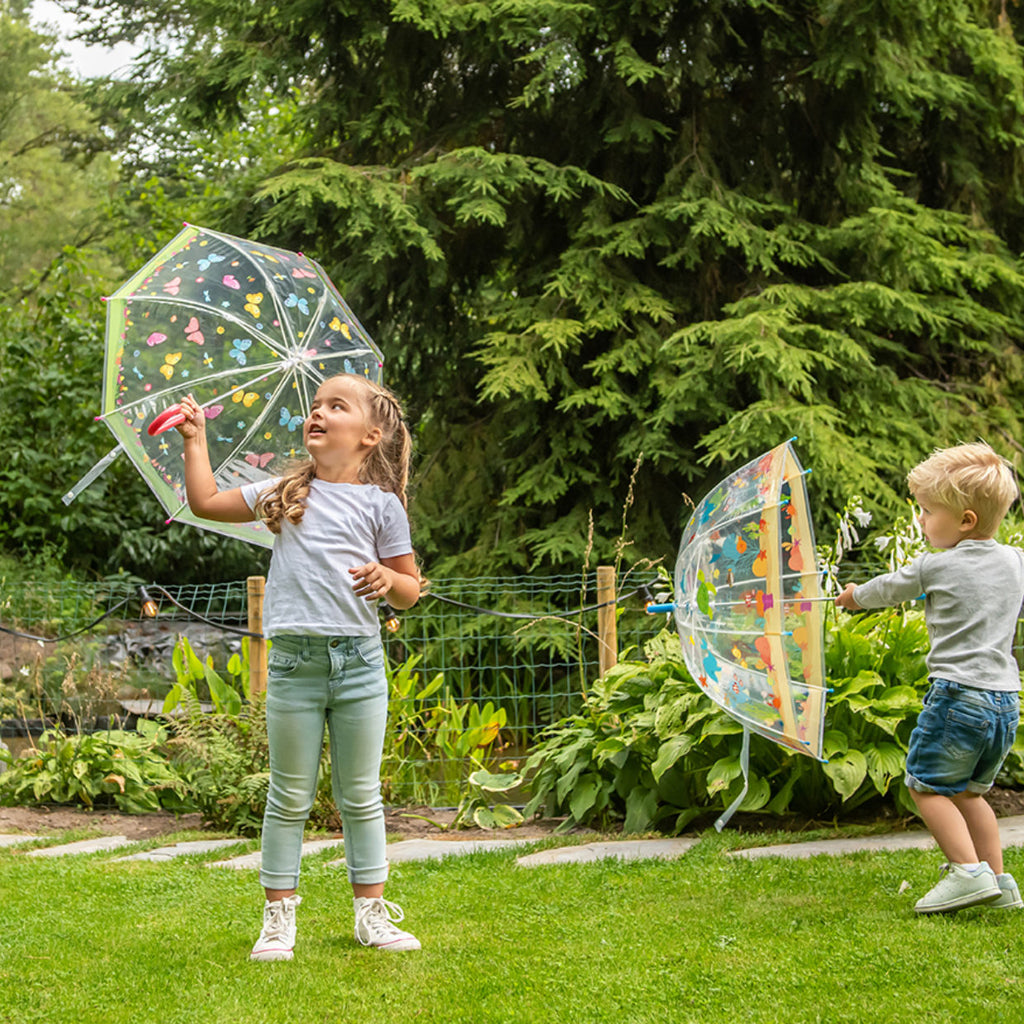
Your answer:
[175,374,421,960]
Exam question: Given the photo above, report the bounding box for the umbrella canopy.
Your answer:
[98,223,383,546]
[672,439,827,761]
[644,440,827,827]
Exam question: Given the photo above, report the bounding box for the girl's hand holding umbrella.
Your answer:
[147,396,203,439]
[173,395,206,441]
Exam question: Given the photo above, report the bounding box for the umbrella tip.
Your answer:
[164,518,174,525]
[100,296,108,302]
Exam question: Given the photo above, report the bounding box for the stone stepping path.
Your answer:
[0,834,42,848]
[209,837,346,870]
[326,837,538,868]
[729,830,939,860]
[728,813,1024,861]
[5,813,1024,866]
[116,839,246,862]
[28,836,134,858]
[517,837,698,867]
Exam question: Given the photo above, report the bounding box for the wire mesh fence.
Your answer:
[0,571,667,805]
[387,573,664,730]
[9,567,1019,805]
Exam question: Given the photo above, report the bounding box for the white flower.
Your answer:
[19,666,30,677]
[853,508,872,527]
[839,520,854,549]
[873,535,891,551]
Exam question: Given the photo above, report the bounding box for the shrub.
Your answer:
[162,648,515,834]
[523,608,940,833]
[0,720,194,814]
[382,653,511,805]
[165,693,270,834]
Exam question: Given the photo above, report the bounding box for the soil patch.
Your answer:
[0,803,579,842]
[0,805,205,840]
[4,787,1024,843]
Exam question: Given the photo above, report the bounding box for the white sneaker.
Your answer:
[250,895,301,961]
[353,897,421,951]
[992,873,1024,909]
[914,862,1001,914]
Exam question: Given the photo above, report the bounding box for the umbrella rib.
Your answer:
[249,261,299,351]
[683,480,811,543]
[308,282,332,336]
[681,619,793,638]
[675,598,835,618]
[112,294,294,359]
[212,369,307,474]
[104,362,288,418]
[699,569,823,591]
[685,636,831,695]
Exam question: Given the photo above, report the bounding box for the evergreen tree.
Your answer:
[71,0,1024,574]
[0,4,270,580]
[0,5,119,294]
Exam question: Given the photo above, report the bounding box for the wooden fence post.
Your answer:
[596,565,618,678]
[247,575,267,697]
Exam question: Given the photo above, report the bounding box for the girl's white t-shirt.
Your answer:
[240,477,413,637]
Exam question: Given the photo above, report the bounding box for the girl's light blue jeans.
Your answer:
[260,634,389,889]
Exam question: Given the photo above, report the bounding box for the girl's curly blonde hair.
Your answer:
[255,376,411,533]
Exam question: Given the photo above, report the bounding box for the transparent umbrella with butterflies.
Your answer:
[65,222,384,546]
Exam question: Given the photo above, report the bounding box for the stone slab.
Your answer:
[994,815,1024,848]
[115,839,247,862]
[729,831,937,860]
[517,837,699,867]
[28,836,134,858]
[209,837,346,870]
[0,834,43,848]
[326,837,539,868]
[729,813,1024,860]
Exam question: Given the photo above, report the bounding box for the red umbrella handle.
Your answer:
[147,405,186,436]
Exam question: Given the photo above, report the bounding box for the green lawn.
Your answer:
[1,833,1023,1024]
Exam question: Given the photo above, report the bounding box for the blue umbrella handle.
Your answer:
[645,602,677,614]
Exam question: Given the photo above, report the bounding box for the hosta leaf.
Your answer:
[865,742,906,795]
[823,749,868,801]
[569,774,601,820]
[623,786,658,834]
[488,804,524,828]
[735,774,771,812]
[469,770,520,793]
[651,734,696,781]
[706,755,742,796]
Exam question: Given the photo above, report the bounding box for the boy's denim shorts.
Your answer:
[905,678,1020,796]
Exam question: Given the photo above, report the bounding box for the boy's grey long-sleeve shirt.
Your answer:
[853,539,1024,692]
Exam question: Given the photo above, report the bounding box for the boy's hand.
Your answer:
[835,583,862,611]
[174,394,206,441]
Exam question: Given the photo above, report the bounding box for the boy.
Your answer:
[836,441,1024,914]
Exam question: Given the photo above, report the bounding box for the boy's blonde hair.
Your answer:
[256,376,412,533]
[907,441,1019,536]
